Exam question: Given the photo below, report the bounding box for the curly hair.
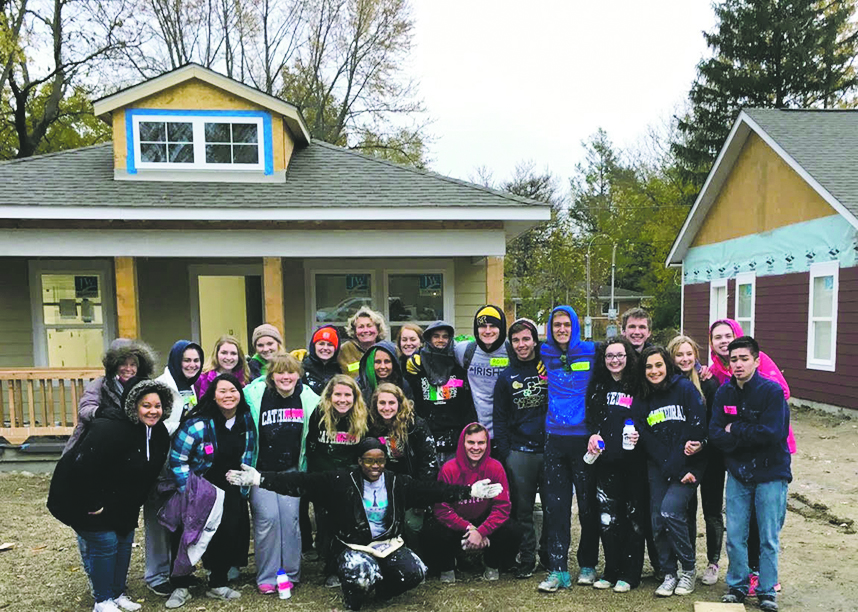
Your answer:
[590,336,638,393]
[369,382,415,449]
[347,306,389,342]
[318,374,369,440]
[202,335,250,382]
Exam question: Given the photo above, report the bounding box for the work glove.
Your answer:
[470,478,503,499]
[226,464,261,487]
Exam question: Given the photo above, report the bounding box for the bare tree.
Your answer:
[0,0,28,94]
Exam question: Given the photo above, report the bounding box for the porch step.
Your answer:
[0,436,66,473]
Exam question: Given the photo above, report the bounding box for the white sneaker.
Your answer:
[655,573,678,597]
[613,580,631,593]
[93,601,121,612]
[439,570,456,583]
[113,594,142,611]
[675,569,695,595]
[593,579,612,589]
[701,563,719,585]
[483,567,499,581]
[206,586,241,601]
[165,588,192,609]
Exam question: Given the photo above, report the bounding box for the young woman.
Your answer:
[158,340,204,429]
[305,374,369,586]
[244,353,320,594]
[249,323,284,380]
[356,340,413,407]
[338,307,388,379]
[395,323,423,371]
[49,378,172,612]
[195,335,249,398]
[302,325,342,395]
[634,346,707,598]
[668,335,723,586]
[584,337,644,593]
[166,374,257,608]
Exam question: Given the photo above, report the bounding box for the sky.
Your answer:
[409,1,716,184]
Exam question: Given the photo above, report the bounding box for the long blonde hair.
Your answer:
[202,335,250,381]
[318,374,368,440]
[667,335,704,399]
[369,382,415,448]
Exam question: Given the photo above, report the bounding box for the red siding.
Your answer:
[684,283,710,355]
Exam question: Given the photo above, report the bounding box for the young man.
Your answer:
[709,336,791,612]
[537,305,600,592]
[621,307,652,354]
[422,423,521,583]
[455,305,509,441]
[492,318,548,578]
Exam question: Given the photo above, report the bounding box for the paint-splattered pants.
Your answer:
[595,457,646,587]
[337,546,426,611]
[647,463,698,574]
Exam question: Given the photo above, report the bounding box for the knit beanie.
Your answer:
[473,305,507,353]
[252,323,283,348]
[356,437,387,459]
[312,326,339,351]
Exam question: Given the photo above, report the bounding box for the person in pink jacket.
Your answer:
[422,422,521,583]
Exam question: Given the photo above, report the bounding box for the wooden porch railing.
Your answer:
[0,368,102,445]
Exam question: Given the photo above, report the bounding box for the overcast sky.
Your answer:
[410,1,716,184]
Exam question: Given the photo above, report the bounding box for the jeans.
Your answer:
[648,463,698,574]
[76,529,135,603]
[505,450,546,565]
[725,476,788,597]
[143,494,172,587]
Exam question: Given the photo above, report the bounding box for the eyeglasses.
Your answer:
[360,457,386,467]
[605,354,627,361]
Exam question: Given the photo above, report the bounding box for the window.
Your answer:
[709,278,728,327]
[735,272,756,336]
[807,261,838,371]
[387,274,444,323]
[314,274,375,327]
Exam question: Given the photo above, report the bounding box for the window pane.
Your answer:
[169,143,194,163]
[205,122,231,143]
[41,274,103,325]
[206,144,232,164]
[813,321,832,360]
[232,123,258,143]
[713,286,727,319]
[167,122,193,142]
[232,144,258,164]
[813,275,834,317]
[140,142,167,162]
[388,274,443,322]
[139,121,165,142]
[737,283,752,318]
[315,274,372,323]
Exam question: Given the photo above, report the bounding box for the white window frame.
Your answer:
[806,260,838,372]
[734,272,756,337]
[709,277,728,328]
[132,115,265,171]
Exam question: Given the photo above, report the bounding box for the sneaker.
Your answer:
[206,586,241,601]
[227,566,240,582]
[439,570,456,584]
[721,588,746,604]
[593,579,612,589]
[165,588,192,610]
[258,583,276,595]
[538,571,571,593]
[758,594,779,611]
[514,561,536,579]
[113,595,142,611]
[146,581,172,597]
[774,582,782,593]
[577,567,597,585]
[748,572,759,596]
[674,569,695,595]
[613,580,631,593]
[483,567,499,581]
[655,573,678,597]
[325,574,341,588]
[93,601,121,612]
[701,563,719,585]
[301,550,320,562]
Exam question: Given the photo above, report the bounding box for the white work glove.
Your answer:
[226,464,261,487]
[470,478,503,499]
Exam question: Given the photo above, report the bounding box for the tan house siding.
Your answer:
[692,133,838,247]
[282,258,306,350]
[0,260,34,367]
[454,258,487,335]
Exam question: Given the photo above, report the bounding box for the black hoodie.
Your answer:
[302,326,343,395]
[356,340,413,406]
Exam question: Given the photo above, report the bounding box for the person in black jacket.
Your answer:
[356,340,413,406]
[302,325,343,395]
[225,438,502,611]
[634,346,706,599]
[49,378,172,612]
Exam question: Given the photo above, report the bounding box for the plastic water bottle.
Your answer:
[622,419,637,451]
[277,569,292,599]
[583,439,605,464]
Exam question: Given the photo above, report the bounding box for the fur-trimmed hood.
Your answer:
[103,339,158,380]
[122,379,174,424]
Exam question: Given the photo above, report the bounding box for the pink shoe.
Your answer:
[258,583,276,595]
[774,582,782,593]
[748,573,759,597]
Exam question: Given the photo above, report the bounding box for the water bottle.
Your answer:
[622,419,636,450]
[277,568,292,599]
[583,439,605,464]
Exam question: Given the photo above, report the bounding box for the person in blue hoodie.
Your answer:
[536,305,598,593]
[492,318,548,579]
[709,336,790,612]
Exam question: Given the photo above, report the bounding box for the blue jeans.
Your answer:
[725,476,788,597]
[76,529,135,603]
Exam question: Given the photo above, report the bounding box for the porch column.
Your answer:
[486,255,505,307]
[263,257,286,334]
[114,256,140,339]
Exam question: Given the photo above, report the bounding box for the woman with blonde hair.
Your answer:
[338,307,389,379]
[195,335,250,398]
[395,323,423,371]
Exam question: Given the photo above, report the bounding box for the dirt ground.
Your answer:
[0,406,855,612]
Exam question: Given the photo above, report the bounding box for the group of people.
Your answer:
[47,303,792,612]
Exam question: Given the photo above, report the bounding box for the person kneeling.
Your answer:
[422,423,522,582]
[226,438,502,610]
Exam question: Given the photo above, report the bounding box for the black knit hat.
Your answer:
[355,437,387,459]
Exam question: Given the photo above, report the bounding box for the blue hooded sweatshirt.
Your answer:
[540,305,596,437]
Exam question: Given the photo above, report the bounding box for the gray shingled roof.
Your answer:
[744,108,858,218]
[0,141,544,209]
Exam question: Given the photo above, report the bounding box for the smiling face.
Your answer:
[360,449,386,482]
[511,328,536,362]
[730,347,760,384]
[673,342,697,373]
[182,347,202,379]
[137,392,163,427]
[354,316,379,348]
[376,391,399,423]
[551,312,573,348]
[623,316,651,352]
[464,430,488,465]
[478,323,500,346]
[255,336,280,360]
[214,379,241,419]
[604,342,628,379]
[273,370,300,397]
[711,323,735,359]
[117,356,138,382]
[373,351,394,380]
[429,329,450,350]
[645,353,668,386]
[315,339,336,361]
[331,383,355,416]
[398,328,421,356]
[216,342,240,373]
